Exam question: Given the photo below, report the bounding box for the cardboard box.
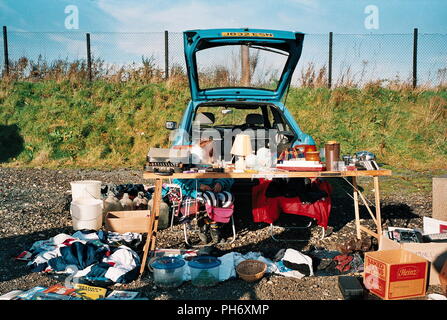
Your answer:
[379,235,447,285]
[105,210,151,234]
[364,249,428,300]
[433,175,447,221]
[423,216,447,234]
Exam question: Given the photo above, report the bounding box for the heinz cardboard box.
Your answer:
[363,249,428,300]
[379,235,447,286]
[379,217,447,286]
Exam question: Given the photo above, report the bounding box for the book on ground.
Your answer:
[74,283,107,300]
[106,290,139,300]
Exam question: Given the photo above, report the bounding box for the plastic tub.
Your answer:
[188,256,221,287]
[70,198,103,231]
[70,180,102,201]
[71,215,102,231]
[150,257,185,288]
[70,198,103,220]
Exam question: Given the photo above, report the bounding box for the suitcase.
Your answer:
[338,276,364,300]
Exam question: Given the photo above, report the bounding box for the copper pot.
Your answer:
[305,151,320,161]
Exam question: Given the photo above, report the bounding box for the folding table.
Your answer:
[139,169,392,275]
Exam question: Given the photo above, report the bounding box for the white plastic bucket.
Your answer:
[70,180,101,201]
[70,198,103,230]
[71,215,102,231]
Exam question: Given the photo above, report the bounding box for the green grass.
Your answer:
[0,80,446,173]
[287,85,447,171]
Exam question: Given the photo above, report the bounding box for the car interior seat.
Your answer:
[244,113,264,128]
[243,113,268,151]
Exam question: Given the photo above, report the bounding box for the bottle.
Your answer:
[120,193,134,211]
[148,198,170,230]
[133,191,148,210]
[103,191,123,218]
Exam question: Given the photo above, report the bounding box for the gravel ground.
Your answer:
[0,167,445,300]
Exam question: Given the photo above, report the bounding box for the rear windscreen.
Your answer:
[195,45,289,91]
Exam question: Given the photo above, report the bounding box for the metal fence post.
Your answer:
[164,30,169,79]
[328,32,333,89]
[3,26,9,76]
[412,28,418,89]
[86,33,92,81]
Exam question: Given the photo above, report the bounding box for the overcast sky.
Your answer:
[1,0,446,34]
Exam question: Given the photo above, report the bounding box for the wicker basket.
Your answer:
[236,260,267,282]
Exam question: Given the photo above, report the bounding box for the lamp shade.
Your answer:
[231,134,252,156]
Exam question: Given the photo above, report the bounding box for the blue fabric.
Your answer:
[115,267,140,284]
[87,262,110,278]
[85,262,139,284]
[164,178,234,198]
[48,242,108,272]
[30,262,48,273]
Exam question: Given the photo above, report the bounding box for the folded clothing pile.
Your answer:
[272,248,314,278]
[19,230,142,284]
[308,251,364,276]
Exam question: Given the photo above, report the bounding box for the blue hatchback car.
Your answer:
[166,28,315,161]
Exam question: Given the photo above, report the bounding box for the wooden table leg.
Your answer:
[352,176,361,239]
[149,178,163,252]
[139,178,163,276]
[373,176,383,240]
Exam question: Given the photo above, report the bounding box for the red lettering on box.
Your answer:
[365,257,386,278]
[390,263,426,282]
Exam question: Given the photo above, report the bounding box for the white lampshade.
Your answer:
[231,134,252,157]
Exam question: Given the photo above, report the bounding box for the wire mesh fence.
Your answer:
[1,27,446,88]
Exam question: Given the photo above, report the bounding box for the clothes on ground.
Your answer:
[156,248,314,282]
[106,231,143,250]
[306,248,364,276]
[151,247,364,283]
[278,248,314,277]
[23,230,142,284]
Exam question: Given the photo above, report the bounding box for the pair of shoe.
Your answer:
[197,223,221,244]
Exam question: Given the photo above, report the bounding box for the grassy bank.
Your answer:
[0,80,446,171]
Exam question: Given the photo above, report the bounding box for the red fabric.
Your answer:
[252,178,332,229]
